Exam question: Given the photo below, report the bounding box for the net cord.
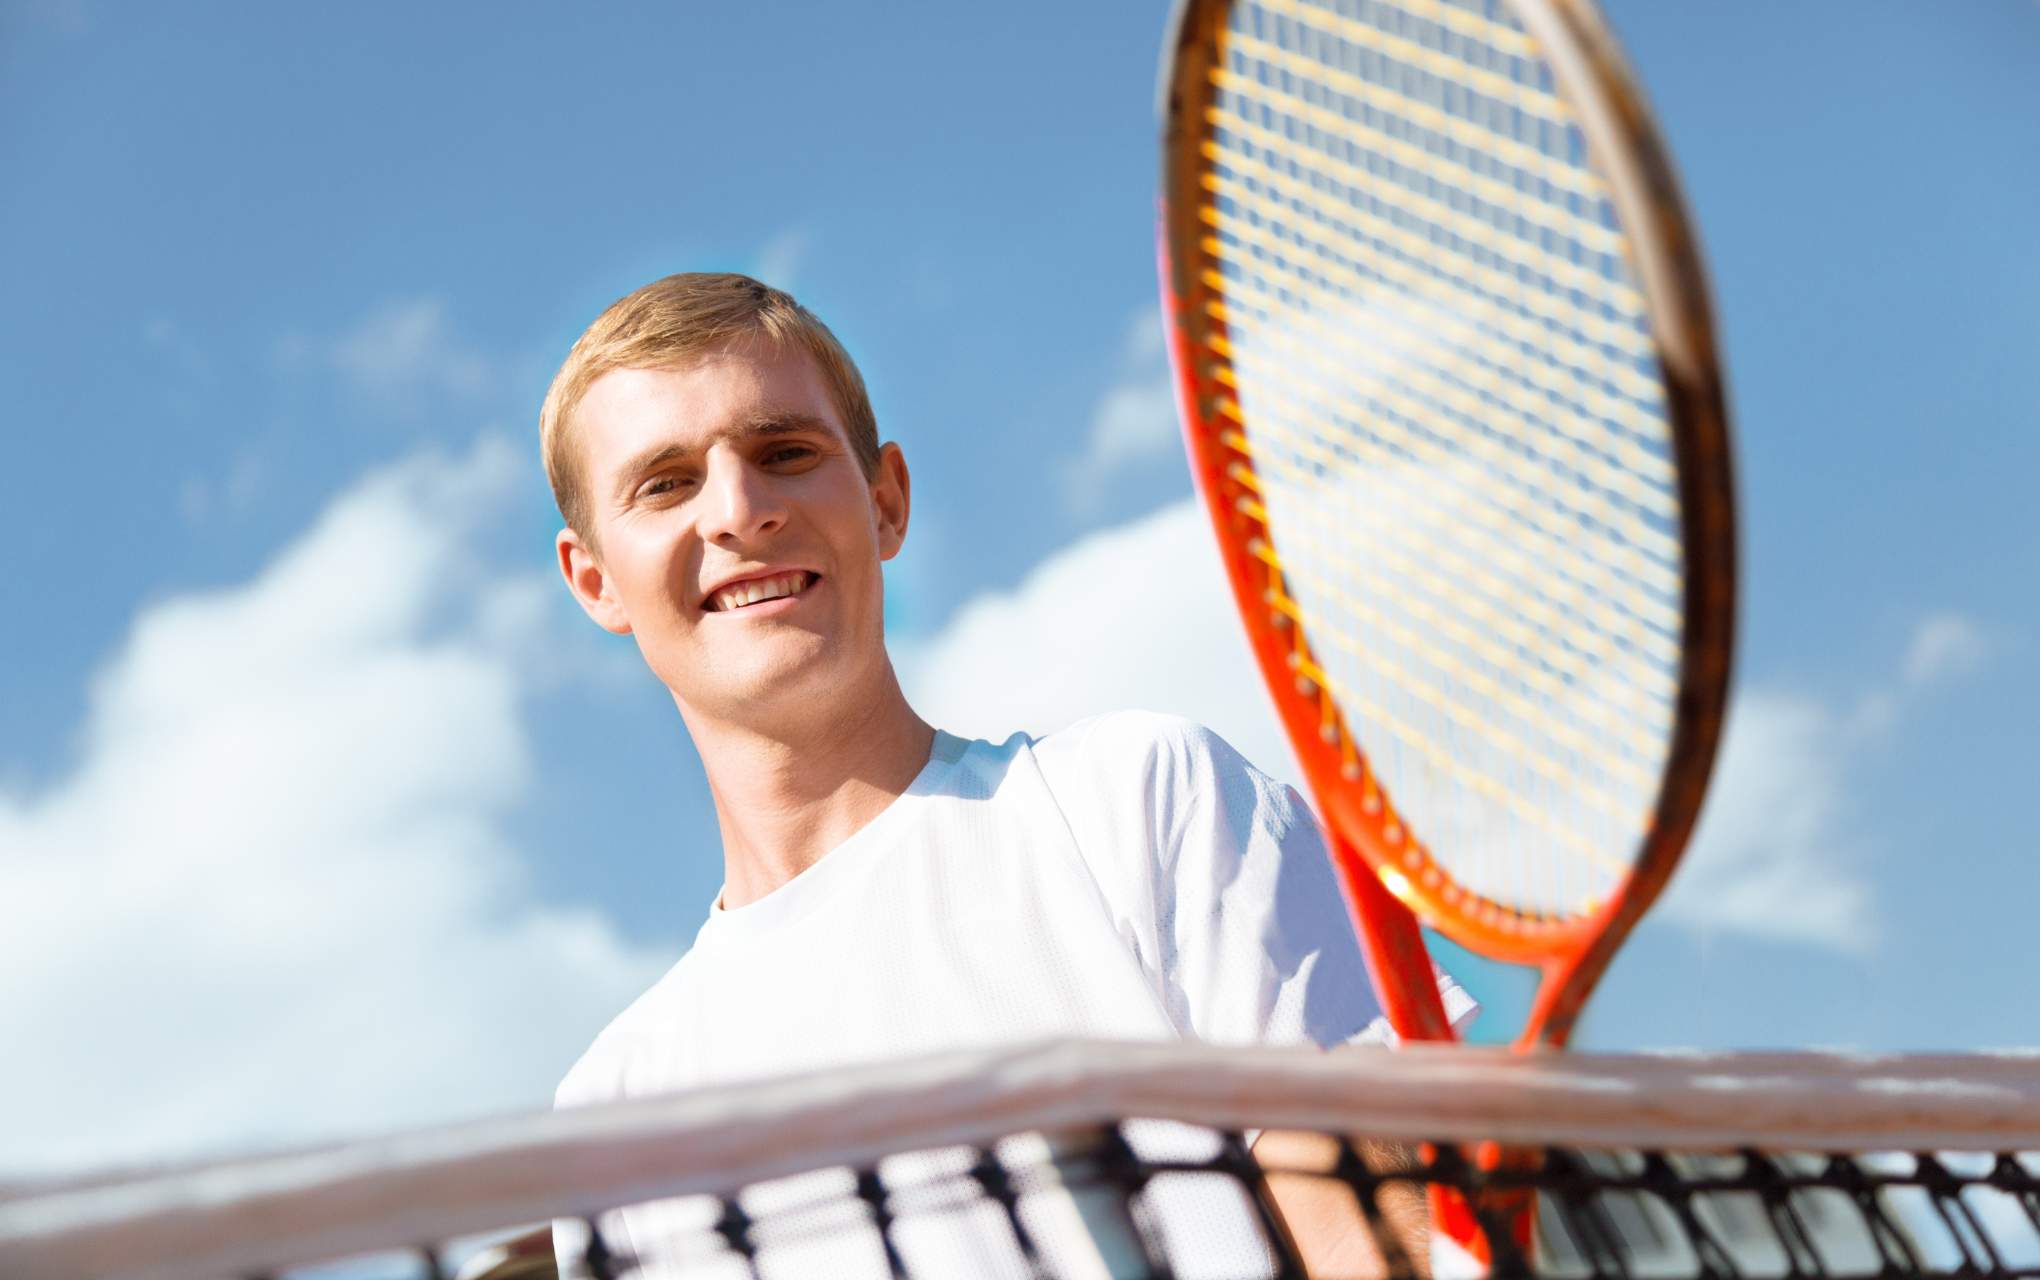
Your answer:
[5,1040,2037,1280]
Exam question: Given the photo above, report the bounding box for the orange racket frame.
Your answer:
[1156,0,1737,1054]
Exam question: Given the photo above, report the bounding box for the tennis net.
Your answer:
[3,1039,2036,1279]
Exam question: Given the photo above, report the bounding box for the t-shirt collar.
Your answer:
[698,729,968,939]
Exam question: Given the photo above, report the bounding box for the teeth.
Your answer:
[712,572,810,612]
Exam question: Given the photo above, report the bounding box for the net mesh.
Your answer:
[534,1136,2040,1280]
[1185,0,1685,925]
[7,1041,2035,1280]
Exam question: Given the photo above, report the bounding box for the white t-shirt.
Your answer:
[555,711,1474,1277]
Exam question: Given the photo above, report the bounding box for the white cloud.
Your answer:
[1902,612,1991,687]
[900,499,1302,788]
[325,297,491,401]
[0,439,666,1174]
[176,451,265,526]
[1853,610,1993,735]
[1061,310,1181,513]
[753,229,812,293]
[1660,609,1997,951]
[1574,608,2002,951]
[1654,690,1876,951]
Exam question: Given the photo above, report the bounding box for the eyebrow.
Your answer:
[610,412,830,501]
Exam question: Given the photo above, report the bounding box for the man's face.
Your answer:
[557,341,908,731]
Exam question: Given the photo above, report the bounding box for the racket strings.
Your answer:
[1193,0,1685,921]
[1200,94,1650,364]
[1202,119,1643,334]
[1207,304,1680,737]
[1228,412,1660,876]
[1226,443,1672,765]
[1256,0,1571,126]
[1279,634,1622,875]
[1247,543,1652,854]
[1225,4,1600,199]
[1194,113,1680,569]
[1203,72,1608,300]
[1230,460,1670,789]
[1195,107,1669,464]
[1193,137,1667,453]
[1205,284,1682,621]
[1214,379,1678,756]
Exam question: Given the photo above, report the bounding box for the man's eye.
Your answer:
[639,474,691,499]
[762,444,817,466]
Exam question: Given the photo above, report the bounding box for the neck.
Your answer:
[683,659,935,910]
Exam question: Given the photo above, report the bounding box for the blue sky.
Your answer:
[3,0,2036,1171]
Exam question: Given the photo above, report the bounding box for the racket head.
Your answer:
[1158,0,1734,1045]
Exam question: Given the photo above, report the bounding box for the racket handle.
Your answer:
[1324,835,1519,1268]
[1327,830,1455,1044]
[1429,1180,1537,1274]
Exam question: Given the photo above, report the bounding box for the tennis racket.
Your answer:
[1158,0,1736,1054]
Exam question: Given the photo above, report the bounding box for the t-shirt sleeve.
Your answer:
[1039,712,1473,1050]
[1147,718,1387,1048]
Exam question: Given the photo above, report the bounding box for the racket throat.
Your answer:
[1328,829,1456,1044]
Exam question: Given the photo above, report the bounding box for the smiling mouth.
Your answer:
[703,571,819,613]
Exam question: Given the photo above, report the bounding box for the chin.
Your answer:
[695,646,842,716]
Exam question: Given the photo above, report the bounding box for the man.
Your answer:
[542,272,1471,1276]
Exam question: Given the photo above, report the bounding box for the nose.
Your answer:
[696,448,787,547]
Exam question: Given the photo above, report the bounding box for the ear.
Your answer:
[557,526,633,635]
[871,441,911,561]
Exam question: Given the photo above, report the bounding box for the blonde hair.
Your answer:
[539,272,880,542]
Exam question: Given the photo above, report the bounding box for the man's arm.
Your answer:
[1253,1127,1431,1280]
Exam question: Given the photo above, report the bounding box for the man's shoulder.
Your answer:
[1019,710,1309,862]
[1028,709,1246,779]
[1028,710,1288,809]
[553,952,698,1109]
[937,713,1269,807]
[554,1030,624,1109]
